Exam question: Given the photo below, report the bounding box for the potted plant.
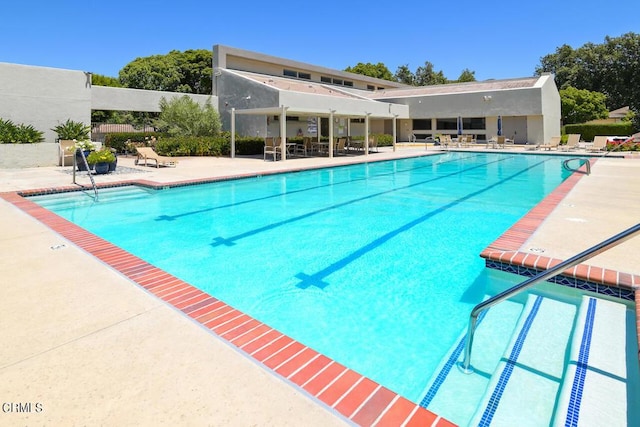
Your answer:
[51,119,91,141]
[70,140,96,171]
[87,148,116,174]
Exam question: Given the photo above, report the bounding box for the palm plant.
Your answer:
[51,119,91,141]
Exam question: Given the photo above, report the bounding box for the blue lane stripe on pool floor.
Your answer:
[478,295,543,426]
[419,311,487,408]
[564,297,596,427]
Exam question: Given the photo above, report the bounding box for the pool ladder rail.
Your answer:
[459,222,640,374]
[562,157,591,175]
[72,149,99,201]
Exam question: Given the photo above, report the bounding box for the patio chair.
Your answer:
[264,137,281,161]
[58,139,76,166]
[135,146,178,168]
[560,134,581,151]
[295,136,312,157]
[587,136,608,152]
[539,136,561,151]
[368,135,378,152]
[336,137,346,155]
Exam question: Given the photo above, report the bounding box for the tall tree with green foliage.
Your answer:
[455,68,476,83]
[119,49,213,94]
[536,32,640,115]
[154,95,221,137]
[344,62,395,81]
[414,61,447,86]
[91,73,122,87]
[560,86,609,124]
[394,64,415,85]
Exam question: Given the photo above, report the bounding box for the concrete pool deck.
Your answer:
[1,146,638,425]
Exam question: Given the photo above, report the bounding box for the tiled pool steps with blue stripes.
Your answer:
[421,294,634,426]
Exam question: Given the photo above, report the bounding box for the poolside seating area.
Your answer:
[263,136,382,160]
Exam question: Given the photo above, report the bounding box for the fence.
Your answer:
[91,123,156,142]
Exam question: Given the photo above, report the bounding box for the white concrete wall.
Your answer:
[0,62,216,167]
[0,62,91,145]
[91,86,216,112]
[538,75,562,142]
[0,143,59,168]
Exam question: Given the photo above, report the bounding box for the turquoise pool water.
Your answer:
[32,152,576,401]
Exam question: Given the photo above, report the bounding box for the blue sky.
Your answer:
[2,0,638,82]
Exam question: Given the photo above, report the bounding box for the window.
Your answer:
[344,81,353,87]
[462,117,486,130]
[367,85,375,91]
[436,118,458,130]
[412,119,432,130]
[271,116,300,122]
[321,76,332,83]
[283,69,297,77]
[298,72,311,80]
[332,78,343,85]
[350,118,365,123]
[377,86,384,90]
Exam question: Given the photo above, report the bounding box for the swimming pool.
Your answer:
[32,152,581,408]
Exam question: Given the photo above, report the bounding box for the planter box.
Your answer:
[0,143,58,168]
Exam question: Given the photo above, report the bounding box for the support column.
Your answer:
[364,113,370,156]
[392,115,398,152]
[280,105,287,161]
[231,108,236,159]
[329,110,335,158]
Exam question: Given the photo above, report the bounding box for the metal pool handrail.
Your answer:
[562,157,591,175]
[458,222,640,374]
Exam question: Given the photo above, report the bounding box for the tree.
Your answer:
[560,86,609,124]
[119,49,213,94]
[394,64,415,85]
[414,61,447,86]
[536,32,640,115]
[91,74,122,87]
[154,95,221,137]
[455,68,476,83]
[344,62,395,81]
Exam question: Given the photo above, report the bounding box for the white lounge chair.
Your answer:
[587,136,608,152]
[135,146,178,168]
[540,136,561,151]
[560,134,580,151]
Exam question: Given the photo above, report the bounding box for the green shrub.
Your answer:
[234,136,265,155]
[563,123,634,142]
[348,133,393,146]
[87,148,116,165]
[104,132,163,153]
[51,119,90,141]
[155,96,221,137]
[155,136,230,157]
[0,118,44,143]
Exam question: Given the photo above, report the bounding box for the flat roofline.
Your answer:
[213,44,408,89]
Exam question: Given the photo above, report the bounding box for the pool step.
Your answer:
[419,298,524,424]
[30,186,153,208]
[469,294,577,426]
[552,296,628,427]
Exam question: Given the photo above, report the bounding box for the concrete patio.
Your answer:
[1,146,638,425]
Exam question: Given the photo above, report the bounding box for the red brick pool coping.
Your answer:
[4,158,638,425]
[478,158,640,352]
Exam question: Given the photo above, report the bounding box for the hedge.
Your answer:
[104,132,163,153]
[563,123,634,142]
[154,136,230,157]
